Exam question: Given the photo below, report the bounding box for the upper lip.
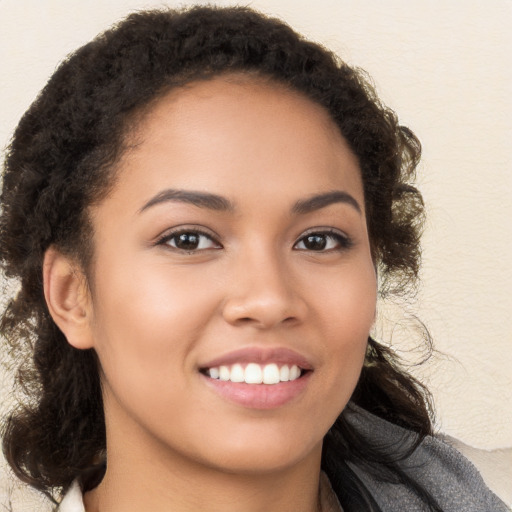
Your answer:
[199,347,314,371]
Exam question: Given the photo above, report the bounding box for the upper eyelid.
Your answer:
[297,227,350,239]
[156,225,219,238]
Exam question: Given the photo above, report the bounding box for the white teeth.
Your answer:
[289,365,301,380]
[245,363,263,384]
[219,366,230,381]
[230,363,245,383]
[206,363,303,384]
[262,363,280,384]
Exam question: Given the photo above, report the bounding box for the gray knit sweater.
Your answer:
[343,404,509,511]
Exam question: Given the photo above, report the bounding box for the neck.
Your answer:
[84,449,323,512]
[84,404,323,512]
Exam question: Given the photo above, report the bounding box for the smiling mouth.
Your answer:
[200,363,308,385]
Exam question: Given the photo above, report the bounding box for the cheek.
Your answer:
[88,262,223,442]
[313,260,376,388]
[316,257,376,332]
[89,257,220,387]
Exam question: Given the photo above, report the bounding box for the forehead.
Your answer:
[113,75,364,210]
[135,75,346,151]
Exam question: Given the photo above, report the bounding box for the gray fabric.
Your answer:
[344,405,509,511]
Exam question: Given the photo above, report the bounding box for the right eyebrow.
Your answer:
[291,190,362,215]
[138,189,235,214]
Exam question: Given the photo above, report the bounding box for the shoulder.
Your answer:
[344,404,510,511]
[441,434,511,507]
[409,434,509,510]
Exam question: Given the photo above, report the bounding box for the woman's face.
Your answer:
[84,76,376,474]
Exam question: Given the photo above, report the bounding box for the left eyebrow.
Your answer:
[291,191,362,215]
[138,189,235,213]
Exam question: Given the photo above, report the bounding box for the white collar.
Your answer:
[58,480,85,512]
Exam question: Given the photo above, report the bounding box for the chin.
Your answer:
[191,427,323,475]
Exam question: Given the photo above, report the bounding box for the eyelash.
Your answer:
[156,228,353,253]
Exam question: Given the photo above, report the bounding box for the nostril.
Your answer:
[221,295,306,329]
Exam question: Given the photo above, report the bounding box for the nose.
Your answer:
[222,248,307,329]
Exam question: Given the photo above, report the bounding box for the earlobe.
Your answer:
[43,247,95,350]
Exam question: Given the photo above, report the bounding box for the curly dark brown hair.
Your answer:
[1,6,436,511]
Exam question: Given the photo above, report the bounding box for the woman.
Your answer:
[0,6,507,512]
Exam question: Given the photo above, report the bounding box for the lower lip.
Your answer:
[201,372,311,410]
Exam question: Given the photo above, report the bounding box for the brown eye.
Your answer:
[294,231,352,252]
[159,230,220,252]
[302,234,328,251]
[173,233,202,250]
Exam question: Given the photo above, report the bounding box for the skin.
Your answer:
[44,76,377,512]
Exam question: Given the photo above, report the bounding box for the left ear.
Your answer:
[43,246,95,350]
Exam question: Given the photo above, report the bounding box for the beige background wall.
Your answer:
[1,0,511,507]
